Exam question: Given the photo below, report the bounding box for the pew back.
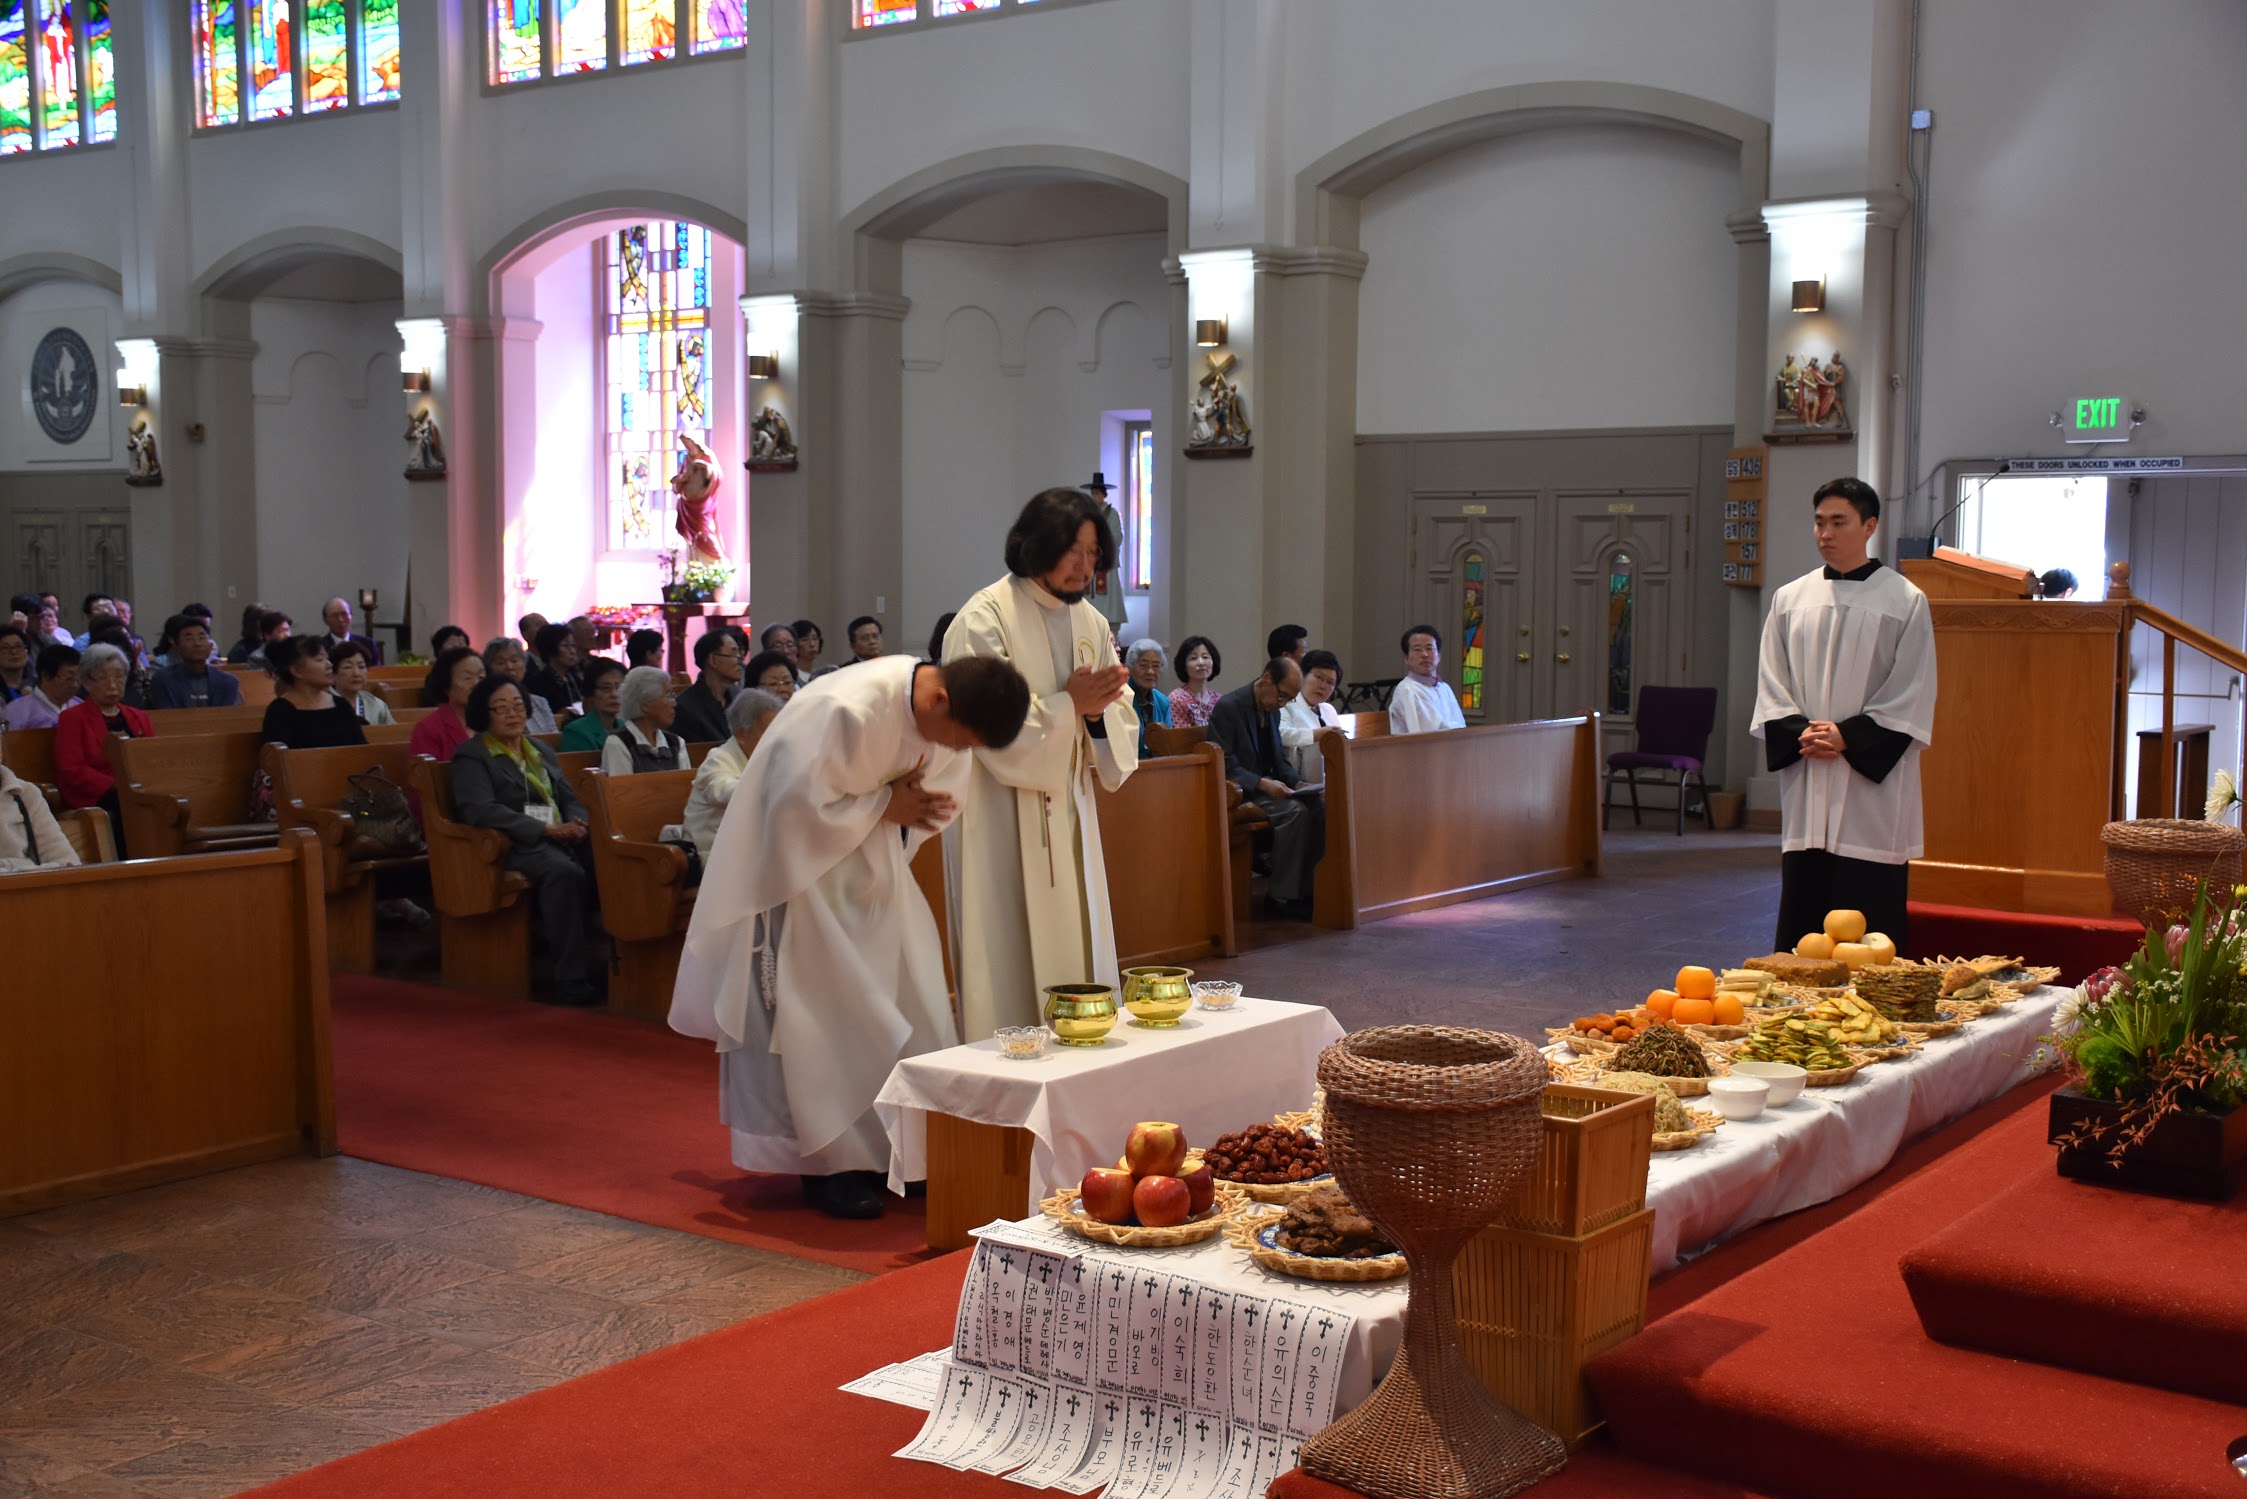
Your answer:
[147,706,268,736]
[57,807,116,863]
[578,769,694,939]
[265,742,425,887]
[111,731,280,857]
[1095,741,1236,965]
[0,832,335,1214]
[1,725,59,804]
[1144,724,1209,758]
[218,666,277,707]
[409,756,526,918]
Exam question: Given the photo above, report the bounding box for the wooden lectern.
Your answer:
[1906,550,2123,916]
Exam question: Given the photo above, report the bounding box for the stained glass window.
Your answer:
[490,1,743,86]
[554,0,605,71]
[194,1,239,126]
[1606,553,1635,715]
[855,0,918,26]
[357,0,396,102]
[618,0,672,65]
[932,0,993,14]
[1459,551,1485,715]
[690,0,744,54]
[1127,424,1154,590]
[489,0,539,83]
[246,0,291,119]
[2,0,111,153]
[302,0,349,111]
[604,222,713,554]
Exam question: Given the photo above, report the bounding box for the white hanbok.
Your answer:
[1751,562,1938,863]
[944,575,1139,1038]
[668,656,965,1177]
[1388,673,1465,735]
[1278,697,1343,781]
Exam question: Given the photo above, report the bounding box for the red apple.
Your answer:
[1124,1121,1189,1178]
[1079,1168,1138,1225]
[1177,1155,1216,1215]
[1132,1173,1192,1228]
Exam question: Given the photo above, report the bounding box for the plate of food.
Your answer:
[1568,1021,1726,1094]
[1042,1184,1242,1247]
[1226,1187,1408,1282]
[1201,1123,1333,1203]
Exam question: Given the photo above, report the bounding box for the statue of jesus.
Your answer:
[671,434,729,565]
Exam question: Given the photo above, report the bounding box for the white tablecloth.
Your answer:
[1638,985,2065,1273]
[874,998,1346,1205]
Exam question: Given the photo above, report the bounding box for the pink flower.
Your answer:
[2082,966,2126,1005]
[2165,924,2188,963]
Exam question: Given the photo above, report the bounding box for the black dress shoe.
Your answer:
[1269,898,1314,922]
[801,1173,885,1220]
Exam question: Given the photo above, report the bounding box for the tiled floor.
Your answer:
[0,1158,863,1497]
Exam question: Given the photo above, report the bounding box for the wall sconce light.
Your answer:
[748,352,779,380]
[358,588,378,615]
[1194,318,1228,348]
[1791,279,1825,313]
[116,371,146,407]
[403,368,431,394]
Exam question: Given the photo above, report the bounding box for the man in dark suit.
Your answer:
[672,627,744,743]
[320,597,383,665]
[1207,656,1324,921]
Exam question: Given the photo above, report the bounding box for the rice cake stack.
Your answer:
[1742,952,1849,989]
[1852,962,1943,1022]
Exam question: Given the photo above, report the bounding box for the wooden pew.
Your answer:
[368,665,425,687]
[408,756,532,996]
[219,665,277,707]
[1,726,61,808]
[148,705,269,736]
[912,837,954,996]
[112,731,281,858]
[0,830,335,1215]
[57,807,116,863]
[1313,715,1603,930]
[1146,723,1270,929]
[266,742,427,971]
[1096,741,1237,964]
[578,768,698,1021]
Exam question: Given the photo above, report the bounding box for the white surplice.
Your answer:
[1751,563,1938,863]
[944,574,1139,1039]
[1388,673,1465,735]
[668,656,966,1176]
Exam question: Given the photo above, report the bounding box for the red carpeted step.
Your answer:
[1905,901,2141,986]
[330,975,935,1274]
[1586,1105,2247,1499]
[1900,1164,2247,1405]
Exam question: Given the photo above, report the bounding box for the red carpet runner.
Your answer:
[331,975,934,1275]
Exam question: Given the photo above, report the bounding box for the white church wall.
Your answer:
[1355,125,1741,435]
[899,232,1170,647]
[523,248,601,626]
[187,110,405,286]
[836,0,1191,219]
[0,147,125,285]
[246,297,411,624]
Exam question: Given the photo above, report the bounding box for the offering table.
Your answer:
[876,997,1344,1251]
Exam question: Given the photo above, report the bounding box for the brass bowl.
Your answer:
[1042,984,1120,1046]
[1121,966,1195,1028]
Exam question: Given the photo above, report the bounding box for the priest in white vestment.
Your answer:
[1752,476,1937,952]
[668,653,1032,1219]
[1388,624,1467,734]
[945,488,1140,1039]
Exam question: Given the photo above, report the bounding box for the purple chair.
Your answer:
[1603,686,1719,835]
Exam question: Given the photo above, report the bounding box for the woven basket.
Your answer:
[2101,818,2243,923]
[1226,1210,1411,1283]
[1038,1185,1241,1247]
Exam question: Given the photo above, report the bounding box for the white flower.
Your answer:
[2051,987,2087,1036]
[2207,768,2240,823]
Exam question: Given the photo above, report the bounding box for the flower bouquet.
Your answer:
[2046,888,2247,1198]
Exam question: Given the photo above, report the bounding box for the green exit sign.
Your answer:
[2067,395,2134,443]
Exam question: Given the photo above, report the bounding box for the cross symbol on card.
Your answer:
[1196,1418,1211,1440]
[1036,1262,1056,1285]
[1317,1315,1334,1339]
[996,1387,1012,1410]
[1110,1270,1128,1292]
[1106,1400,1122,1421]
[1279,1308,1296,1330]
[1144,1276,1160,1295]
[1141,1407,1157,1430]
[1177,1285,1193,1306]
[1024,1388,1039,1409]
[1066,1394,1082,1417]
[958,1377,974,1396]
[998,1252,1017,1271]
[1245,1306,1260,1326]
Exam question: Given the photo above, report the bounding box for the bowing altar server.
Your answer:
[669,653,1031,1220]
[1753,476,1937,953]
[945,488,1139,1038]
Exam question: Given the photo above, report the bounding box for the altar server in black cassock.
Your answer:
[1753,477,1937,953]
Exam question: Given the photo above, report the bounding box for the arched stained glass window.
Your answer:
[1460,550,1485,715]
[604,222,713,553]
[1607,552,1635,715]
[855,0,1053,28]
[193,0,397,128]
[488,0,743,86]
[2,0,115,156]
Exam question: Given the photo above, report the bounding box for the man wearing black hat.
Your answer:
[1081,471,1130,636]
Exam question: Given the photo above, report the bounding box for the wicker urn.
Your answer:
[1298,1027,1568,1499]
[2100,818,2243,924]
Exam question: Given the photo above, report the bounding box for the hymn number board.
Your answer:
[1721,446,1766,589]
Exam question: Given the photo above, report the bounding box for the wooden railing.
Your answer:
[2106,560,2247,820]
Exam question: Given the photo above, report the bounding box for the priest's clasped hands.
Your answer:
[1066,662,1130,720]
[1797,720,1847,760]
[883,759,957,832]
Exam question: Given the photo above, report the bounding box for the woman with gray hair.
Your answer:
[683,686,784,857]
[600,665,692,776]
[1124,637,1172,757]
[53,641,153,852]
[483,637,558,735]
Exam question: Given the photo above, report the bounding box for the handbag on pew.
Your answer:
[338,769,426,858]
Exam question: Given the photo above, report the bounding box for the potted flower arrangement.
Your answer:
[682,560,734,602]
[2046,888,2247,1199]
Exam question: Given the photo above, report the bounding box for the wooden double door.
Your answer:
[5,499,132,611]
[1410,489,1690,734]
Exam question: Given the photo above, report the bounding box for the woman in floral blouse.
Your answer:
[1168,635,1223,728]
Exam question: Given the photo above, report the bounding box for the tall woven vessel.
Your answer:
[1299,1027,1568,1499]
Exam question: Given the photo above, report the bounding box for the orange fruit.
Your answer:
[1674,966,1717,1001]
[1672,997,1717,1026]
[1644,989,1678,1019]
[1711,994,1746,1026]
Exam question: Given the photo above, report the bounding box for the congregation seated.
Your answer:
[428,623,471,657]
[2,643,78,730]
[523,622,581,719]
[450,676,599,1006]
[1389,623,1466,735]
[603,667,691,775]
[328,639,392,724]
[482,637,559,735]
[684,686,784,858]
[55,643,152,851]
[758,620,798,678]
[408,646,486,763]
[1123,637,1172,757]
[674,630,746,742]
[86,618,151,708]
[1169,634,1223,727]
[147,614,242,709]
[1267,623,1309,664]
[791,618,826,682]
[0,761,77,872]
[1208,656,1325,921]
[624,628,665,671]
[744,648,798,703]
[846,615,885,666]
[260,637,368,750]
[149,602,216,669]
[0,623,36,705]
[222,601,267,664]
[244,609,294,667]
[1281,648,1346,780]
[560,657,627,753]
